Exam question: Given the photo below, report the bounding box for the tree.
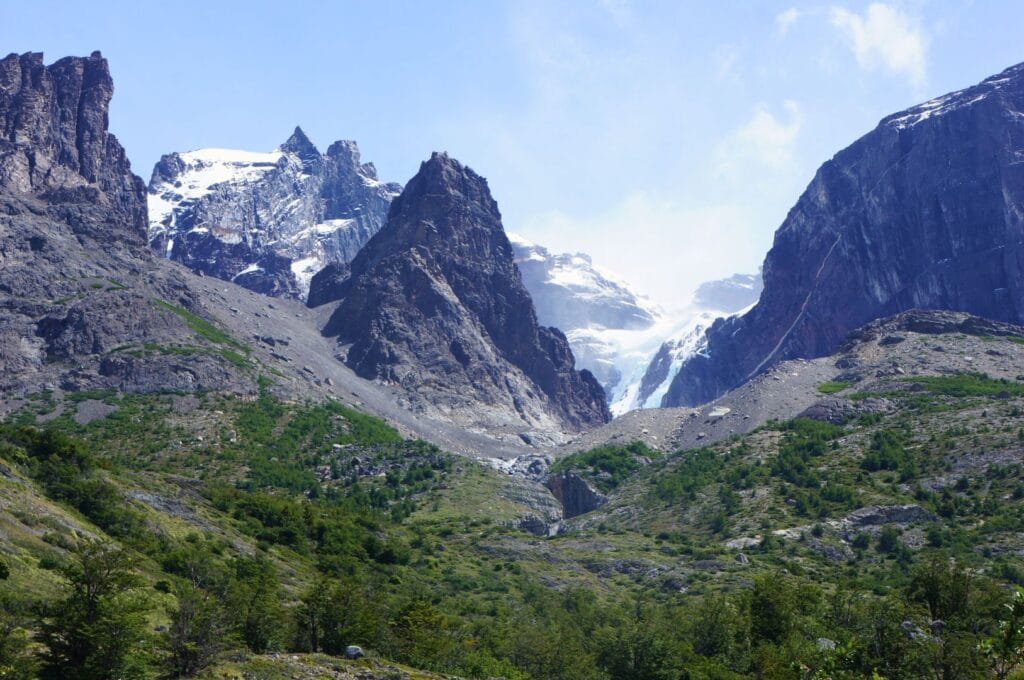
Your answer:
[294,578,332,652]
[749,574,798,645]
[907,557,971,622]
[877,525,901,554]
[37,541,153,680]
[227,555,283,654]
[595,599,684,680]
[982,589,1024,680]
[692,594,740,659]
[318,579,389,656]
[391,598,458,670]
[0,593,37,680]
[165,583,232,676]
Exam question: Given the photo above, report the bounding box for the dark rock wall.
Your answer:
[665,62,1024,407]
[0,51,147,240]
[318,153,610,430]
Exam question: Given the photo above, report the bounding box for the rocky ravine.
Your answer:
[665,60,1024,407]
[311,152,611,436]
[148,127,400,299]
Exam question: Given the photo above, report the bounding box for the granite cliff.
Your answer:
[665,61,1024,406]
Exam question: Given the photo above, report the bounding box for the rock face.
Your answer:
[0,52,147,239]
[147,128,400,299]
[545,471,608,519]
[0,52,254,397]
[314,152,610,431]
[665,61,1024,407]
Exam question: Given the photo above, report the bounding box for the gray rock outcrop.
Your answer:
[545,471,608,518]
[0,52,255,396]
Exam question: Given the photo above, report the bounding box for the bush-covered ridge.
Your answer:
[549,440,660,492]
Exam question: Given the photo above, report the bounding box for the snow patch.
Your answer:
[290,254,324,299]
[232,262,262,279]
[148,147,285,231]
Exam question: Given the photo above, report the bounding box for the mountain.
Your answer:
[507,235,761,414]
[610,272,763,414]
[0,51,255,396]
[0,51,546,458]
[510,234,658,333]
[311,153,610,433]
[693,272,762,311]
[147,128,400,299]
[508,233,659,395]
[0,51,147,236]
[664,61,1024,407]
[6,50,1024,680]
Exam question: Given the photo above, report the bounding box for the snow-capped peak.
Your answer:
[146,131,400,301]
[884,61,1024,130]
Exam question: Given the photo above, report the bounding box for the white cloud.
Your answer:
[830,3,927,87]
[714,100,803,178]
[775,7,802,36]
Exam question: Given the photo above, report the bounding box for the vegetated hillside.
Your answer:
[3,310,1024,679]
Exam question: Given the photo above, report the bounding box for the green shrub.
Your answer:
[152,299,250,352]
[551,441,658,492]
[817,380,853,394]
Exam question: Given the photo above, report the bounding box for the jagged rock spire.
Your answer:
[319,152,611,431]
[0,51,147,239]
[280,126,321,172]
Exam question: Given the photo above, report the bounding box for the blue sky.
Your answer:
[3,1,1022,309]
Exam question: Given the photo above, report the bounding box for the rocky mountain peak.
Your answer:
[324,139,370,173]
[0,51,147,240]
[404,151,495,209]
[364,151,502,257]
[317,153,610,432]
[280,126,321,172]
[148,130,401,299]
